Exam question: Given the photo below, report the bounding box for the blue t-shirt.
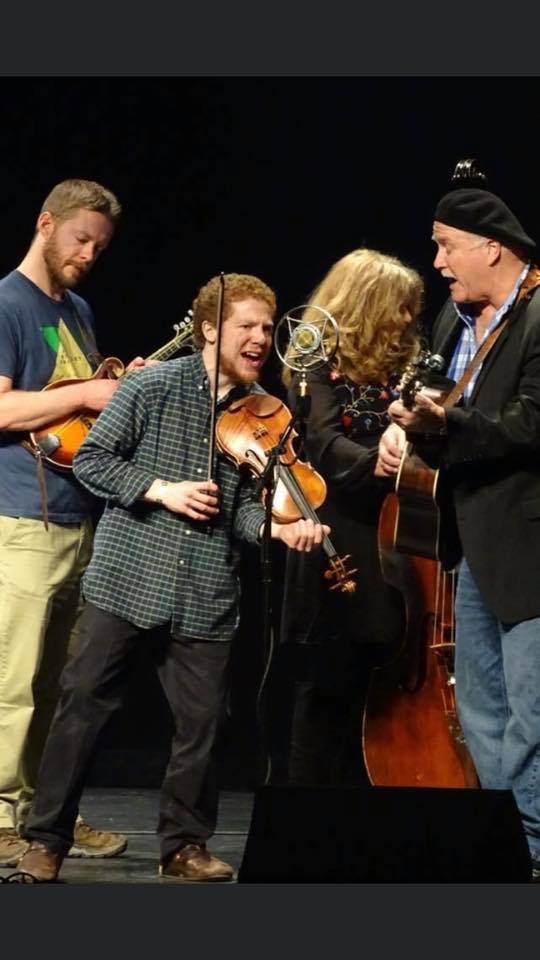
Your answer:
[0,270,99,522]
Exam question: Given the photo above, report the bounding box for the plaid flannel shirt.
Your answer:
[447,263,530,402]
[73,351,265,640]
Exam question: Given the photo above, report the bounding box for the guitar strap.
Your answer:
[442,319,510,409]
[20,438,50,530]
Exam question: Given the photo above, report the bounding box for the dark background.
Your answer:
[4,76,540,787]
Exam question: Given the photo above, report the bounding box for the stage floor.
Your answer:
[0,788,252,884]
[1,784,534,884]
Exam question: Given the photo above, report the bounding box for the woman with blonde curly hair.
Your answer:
[280,248,424,786]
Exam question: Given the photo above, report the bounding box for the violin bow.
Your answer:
[207,272,226,482]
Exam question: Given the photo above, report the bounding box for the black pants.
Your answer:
[287,639,387,787]
[23,602,231,864]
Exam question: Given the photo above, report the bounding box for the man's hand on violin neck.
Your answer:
[269,517,330,552]
[145,479,220,520]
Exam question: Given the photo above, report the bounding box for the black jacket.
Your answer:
[280,369,404,648]
[429,285,540,621]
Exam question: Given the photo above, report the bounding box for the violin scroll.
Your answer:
[323,554,358,594]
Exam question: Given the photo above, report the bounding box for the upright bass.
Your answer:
[362,351,479,788]
[363,268,540,785]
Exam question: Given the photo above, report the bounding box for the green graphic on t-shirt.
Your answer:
[42,326,60,352]
[42,318,94,384]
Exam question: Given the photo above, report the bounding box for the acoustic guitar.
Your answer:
[393,267,540,560]
[29,314,194,470]
[391,351,450,561]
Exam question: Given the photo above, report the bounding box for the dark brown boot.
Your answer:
[16,840,64,882]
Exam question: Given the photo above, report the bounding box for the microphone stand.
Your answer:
[291,369,311,456]
[255,380,309,785]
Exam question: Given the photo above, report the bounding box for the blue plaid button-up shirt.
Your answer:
[447,263,530,403]
[73,351,265,641]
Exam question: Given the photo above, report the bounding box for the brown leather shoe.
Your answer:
[0,828,29,867]
[159,844,234,882]
[15,841,64,882]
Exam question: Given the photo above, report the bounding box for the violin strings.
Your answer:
[277,464,335,557]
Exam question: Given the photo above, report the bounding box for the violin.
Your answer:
[215,392,357,594]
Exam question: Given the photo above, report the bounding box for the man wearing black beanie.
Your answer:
[376,167,540,882]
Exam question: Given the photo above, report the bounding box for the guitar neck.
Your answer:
[145,334,190,362]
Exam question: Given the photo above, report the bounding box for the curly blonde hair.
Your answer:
[285,249,423,385]
[191,273,277,349]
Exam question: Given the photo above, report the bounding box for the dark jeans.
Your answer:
[23,602,231,864]
[455,558,540,862]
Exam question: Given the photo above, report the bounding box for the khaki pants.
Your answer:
[0,516,93,828]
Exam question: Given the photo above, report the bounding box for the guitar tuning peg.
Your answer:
[173,310,193,335]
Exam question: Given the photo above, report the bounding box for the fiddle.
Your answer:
[215,392,357,594]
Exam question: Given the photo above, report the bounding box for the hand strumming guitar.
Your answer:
[375,391,447,479]
[375,422,406,478]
